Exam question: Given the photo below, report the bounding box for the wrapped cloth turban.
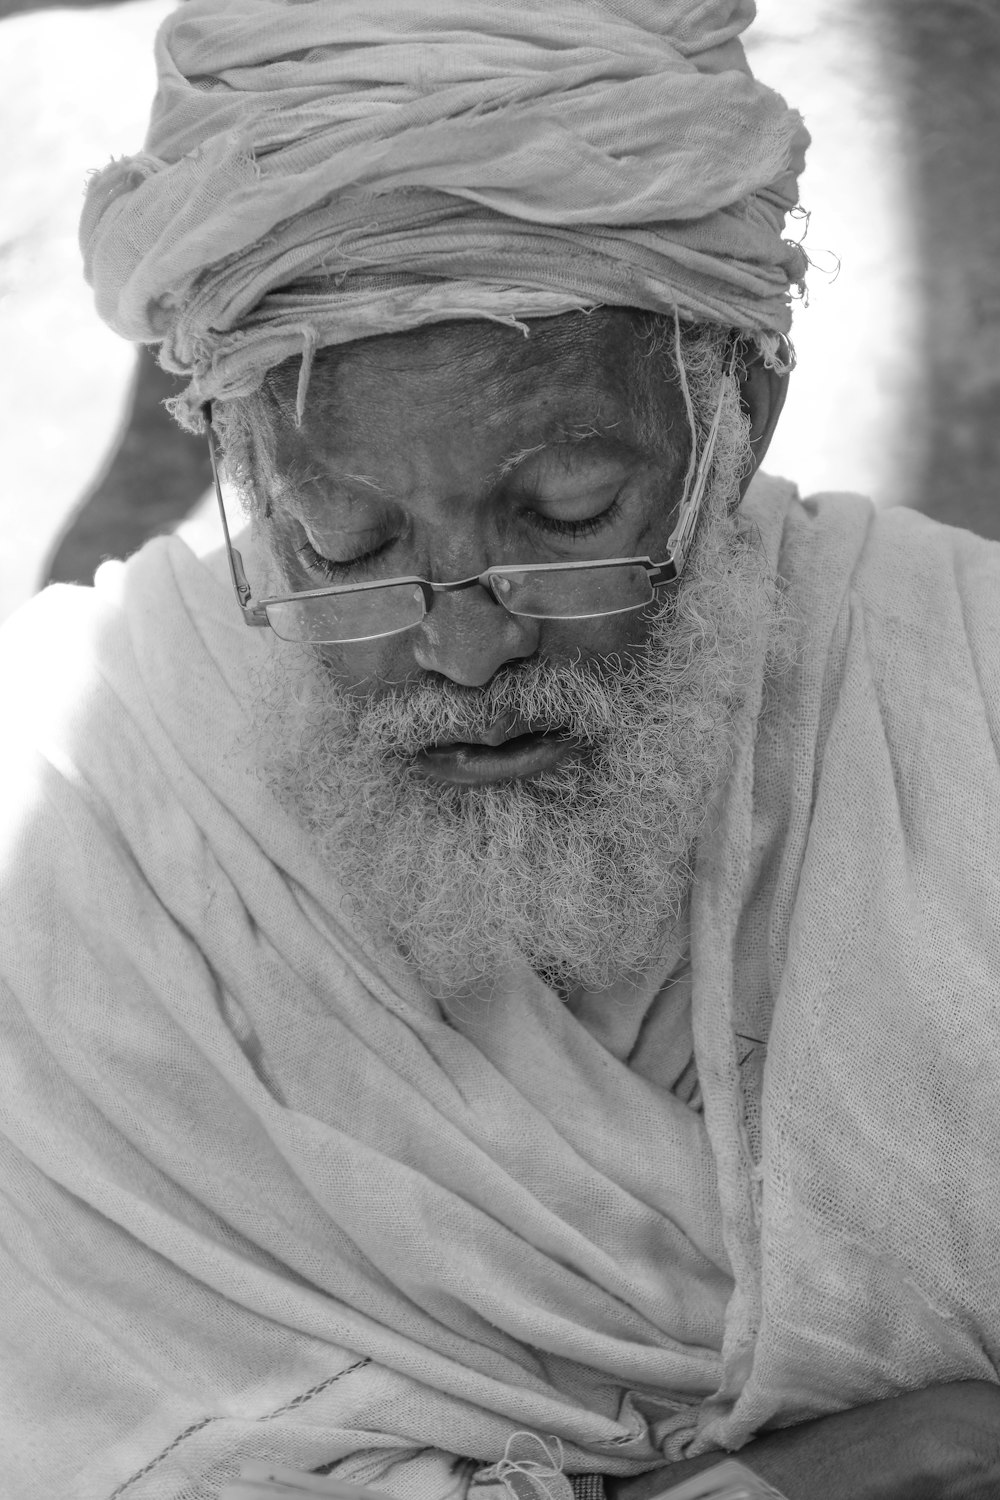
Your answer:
[80,0,809,426]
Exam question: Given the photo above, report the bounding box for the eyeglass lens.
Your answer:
[263,564,656,644]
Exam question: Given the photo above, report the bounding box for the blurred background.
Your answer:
[1,0,998,628]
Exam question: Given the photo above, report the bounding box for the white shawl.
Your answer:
[2,477,1000,1499]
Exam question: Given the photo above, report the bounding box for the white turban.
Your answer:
[80,0,809,425]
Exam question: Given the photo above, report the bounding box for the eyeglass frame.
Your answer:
[203,341,738,644]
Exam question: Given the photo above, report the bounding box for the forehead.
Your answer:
[267,310,659,478]
[326,311,632,394]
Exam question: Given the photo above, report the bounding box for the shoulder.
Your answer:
[0,533,259,747]
[745,474,1000,704]
[0,534,264,894]
[748,473,1000,631]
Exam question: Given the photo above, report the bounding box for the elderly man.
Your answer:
[4,1,1000,1498]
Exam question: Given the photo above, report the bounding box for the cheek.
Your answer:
[317,636,418,700]
[316,602,667,698]
[542,608,661,663]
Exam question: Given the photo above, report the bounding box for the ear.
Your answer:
[738,348,790,498]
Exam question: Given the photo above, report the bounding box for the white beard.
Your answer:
[251,474,789,1004]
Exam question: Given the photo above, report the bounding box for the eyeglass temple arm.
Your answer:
[203,405,269,626]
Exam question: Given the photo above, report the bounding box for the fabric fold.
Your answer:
[7,477,1000,1500]
[79,0,808,422]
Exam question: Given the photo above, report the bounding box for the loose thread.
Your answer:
[479,1432,567,1500]
[295,327,318,426]
[672,306,699,502]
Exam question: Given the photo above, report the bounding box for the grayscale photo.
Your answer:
[1,1,999,1496]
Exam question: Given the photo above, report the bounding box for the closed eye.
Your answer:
[524,489,625,540]
[294,539,387,583]
[293,487,627,583]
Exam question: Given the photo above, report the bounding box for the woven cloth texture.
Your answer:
[79,0,808,422]
[3,476,1000,1498]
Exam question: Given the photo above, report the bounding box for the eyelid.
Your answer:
[293,482,628,582]
[302,516,385,548]
[296,506,395,566]
[295,538,386,582]
[523,487,626,538]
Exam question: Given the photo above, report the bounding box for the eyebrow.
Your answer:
[486,419,629,491]
[273,458,385,512]
[277,418,629,515]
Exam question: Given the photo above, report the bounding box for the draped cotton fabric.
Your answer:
[79,0,809,424]
[4,475,1000,1499]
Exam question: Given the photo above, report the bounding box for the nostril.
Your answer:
[410,607,539,689]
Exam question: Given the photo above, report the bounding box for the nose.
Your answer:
[411,581,540,688]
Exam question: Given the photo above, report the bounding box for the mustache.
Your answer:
[338,648,652,760]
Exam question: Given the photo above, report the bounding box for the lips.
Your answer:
[414,721,576,785]
[430,731,546,759]
[429,713,545,753]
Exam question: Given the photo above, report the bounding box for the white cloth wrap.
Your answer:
[79,0,808,423]
[3,477,1000,1499]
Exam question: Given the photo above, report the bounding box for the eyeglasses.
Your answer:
[205,349,734,646]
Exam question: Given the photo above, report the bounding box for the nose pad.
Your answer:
[411,584,540,687]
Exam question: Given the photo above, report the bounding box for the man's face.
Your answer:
[262,313,690,750]
[248,313,786,1003]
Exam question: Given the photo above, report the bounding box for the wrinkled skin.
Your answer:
[247,312,789,997]
[259,312,786,704]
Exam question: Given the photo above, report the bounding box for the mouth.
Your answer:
[413,724,577,785]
